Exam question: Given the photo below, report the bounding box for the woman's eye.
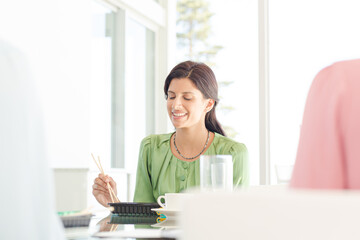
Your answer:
[184,97,192,101]
[169,96,175,100]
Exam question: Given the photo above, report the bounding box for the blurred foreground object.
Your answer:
[180,187,360,240]
[0,40,65,239]
[291,59,360,189]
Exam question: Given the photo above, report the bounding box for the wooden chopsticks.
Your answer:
[91,153,120,203]
[109,224,118,232]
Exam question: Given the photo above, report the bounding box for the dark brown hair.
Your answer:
[164,61,226,136]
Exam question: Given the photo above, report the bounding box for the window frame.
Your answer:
[95,0,174,170]
[258,0,271,185]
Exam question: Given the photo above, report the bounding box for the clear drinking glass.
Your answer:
[200,155,233,191]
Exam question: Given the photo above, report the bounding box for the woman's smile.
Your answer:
[172,111,187,119]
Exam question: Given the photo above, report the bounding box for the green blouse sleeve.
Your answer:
[230,142,249,187]
[133,136,156,203]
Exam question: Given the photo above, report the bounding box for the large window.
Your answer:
[175,0,260,185]
[209,0,259,185]
[91,1,161,170]
[90,0,170,201]
[123,17,155,172]
[175,0,360,185]
[90,1,114,169]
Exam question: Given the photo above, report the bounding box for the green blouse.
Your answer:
[133,132,249,202]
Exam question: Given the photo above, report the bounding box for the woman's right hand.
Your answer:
[92,173,118,207]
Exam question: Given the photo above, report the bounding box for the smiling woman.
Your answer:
[92,61,249,205]
[166,78,213,133]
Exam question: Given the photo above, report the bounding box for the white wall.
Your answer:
[1,0,173,210]
[0,0,92,169]
[0,0,98,211]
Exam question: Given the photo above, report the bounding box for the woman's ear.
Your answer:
[205,99,215,112]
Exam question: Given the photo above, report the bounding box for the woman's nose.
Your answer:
[172,97,182,109]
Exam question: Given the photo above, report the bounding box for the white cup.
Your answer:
[157,193,189,210]
[200,155,233,191]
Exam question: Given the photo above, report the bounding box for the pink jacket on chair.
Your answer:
[290,59,360,189]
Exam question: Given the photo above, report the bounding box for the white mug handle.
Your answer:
[157,195,166,208]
